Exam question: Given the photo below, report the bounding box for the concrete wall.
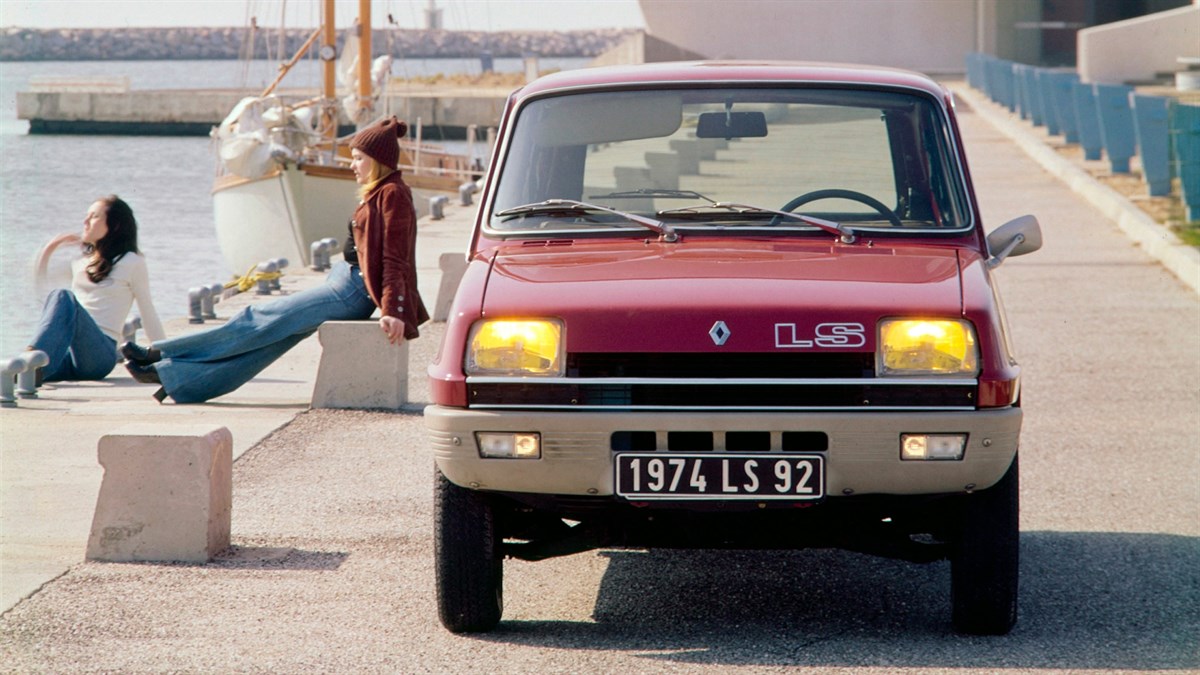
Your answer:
[1077,4,1200,84]
[589,32,707,68]
[638,0,1041,75]
[16,87,508,136]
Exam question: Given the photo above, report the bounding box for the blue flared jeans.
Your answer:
[29,289,118,382]
[154,261,376,403]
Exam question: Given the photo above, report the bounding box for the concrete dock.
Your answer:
[16,84,511,136]
[1,81,1198,670]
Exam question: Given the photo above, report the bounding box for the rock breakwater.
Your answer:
[0,26,635,61]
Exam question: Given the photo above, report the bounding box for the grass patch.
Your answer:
[1171,221,1200,247]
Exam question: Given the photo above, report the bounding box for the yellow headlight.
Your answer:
[466,319,564,376]
[877,319,979,376]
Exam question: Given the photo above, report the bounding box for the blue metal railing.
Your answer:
[966,53,1200,220]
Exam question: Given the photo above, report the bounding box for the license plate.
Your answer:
[615,453,825,500]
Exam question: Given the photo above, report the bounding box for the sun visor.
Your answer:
[525,92,683,146]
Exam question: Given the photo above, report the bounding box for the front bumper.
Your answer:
[425,407,1022,498]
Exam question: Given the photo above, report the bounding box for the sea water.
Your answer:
[0,56,587,357]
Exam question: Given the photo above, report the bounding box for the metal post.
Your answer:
[188,286,211,323]
[200,286,217,320]
[270,258,289,291]
[15,350,49,398]
[123,316,142,344]
[2,357,27,407]
[311,240,329,271]
[255,261,278,295]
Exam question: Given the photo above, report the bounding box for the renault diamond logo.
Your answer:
[709,321,731,346]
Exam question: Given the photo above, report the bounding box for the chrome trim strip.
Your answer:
[467,404,977,411]
[466,376,978,386]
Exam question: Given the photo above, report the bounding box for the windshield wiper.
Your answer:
[659,201,857,244]
[495,199,678,242]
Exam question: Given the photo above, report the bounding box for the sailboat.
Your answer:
[211,0,475,274]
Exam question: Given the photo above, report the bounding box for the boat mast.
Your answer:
[357,0,374,128]
[321,0,336,143]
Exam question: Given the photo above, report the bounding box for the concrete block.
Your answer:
[668,140,702,174]
[645,152,681,189]
[311,321,408,409]
[434,252,468,322]
[87,426,232,563]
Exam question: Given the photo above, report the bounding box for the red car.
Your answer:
[427,61,1042,635]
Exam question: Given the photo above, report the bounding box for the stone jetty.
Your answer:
[0,27,635,61]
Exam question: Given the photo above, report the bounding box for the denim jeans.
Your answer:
[29,289,119,382]
[154,261,376,403]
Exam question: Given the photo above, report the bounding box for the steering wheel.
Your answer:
[772,189,903,227]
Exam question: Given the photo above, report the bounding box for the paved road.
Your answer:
[2,91,1197,672]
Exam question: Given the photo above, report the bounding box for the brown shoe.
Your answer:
[124,360,161,385]
[120,342,161,365]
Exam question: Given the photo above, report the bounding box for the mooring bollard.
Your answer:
[430,194,448,220]
[123,316,142,344]
[187,286,211,323]
[321,238,340,265]
[199,285,217,320]
[255,260,278,295]
[206,282,224,317]
[269,258,288,291]
[459,182,476,206]
[15,350,49,399]
[2,356,29,407]
[310,240,329,271]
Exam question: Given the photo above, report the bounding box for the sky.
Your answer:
[0,0,647,32]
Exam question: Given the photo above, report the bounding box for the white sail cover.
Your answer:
[214,96,317,179]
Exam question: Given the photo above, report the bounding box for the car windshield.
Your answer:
[487,86,971,237]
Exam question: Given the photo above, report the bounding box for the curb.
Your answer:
[950,84,1200,296]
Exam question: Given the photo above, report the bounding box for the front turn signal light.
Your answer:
[877,319,979,377]
[466,319,564,376]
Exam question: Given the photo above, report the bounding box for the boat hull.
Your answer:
[213,165,357,274]
[213,163,459,274]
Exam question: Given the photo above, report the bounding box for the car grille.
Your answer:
[568,352,874,378]
[468,352,976,411]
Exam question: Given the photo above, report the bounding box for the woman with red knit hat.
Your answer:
[121,116,429,403]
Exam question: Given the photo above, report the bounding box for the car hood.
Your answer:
[481,239,964,352]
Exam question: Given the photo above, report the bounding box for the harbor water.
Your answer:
[0,56,587,357]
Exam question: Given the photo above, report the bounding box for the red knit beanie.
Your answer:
[351,116,408,170]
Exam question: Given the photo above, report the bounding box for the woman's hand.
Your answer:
[35,232,82,277]
[379,316,406,344]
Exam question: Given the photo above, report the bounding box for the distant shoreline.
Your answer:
[0,27,635,61]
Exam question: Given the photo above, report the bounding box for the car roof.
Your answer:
[516,60,947,100]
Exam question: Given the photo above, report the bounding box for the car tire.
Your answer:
[951,454,1019,635]
[434,468,503,633]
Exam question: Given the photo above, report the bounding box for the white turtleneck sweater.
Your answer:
[71,252,166,344]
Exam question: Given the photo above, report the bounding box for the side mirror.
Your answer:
[986,215,1042,268]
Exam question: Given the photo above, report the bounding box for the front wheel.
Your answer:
[950,454,1019,635]
[434,468,503,633]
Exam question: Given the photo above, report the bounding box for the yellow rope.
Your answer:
[225,264,284,293]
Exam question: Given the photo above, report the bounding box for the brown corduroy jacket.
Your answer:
[351,172,429,340]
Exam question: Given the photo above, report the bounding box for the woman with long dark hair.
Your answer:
[28,195,165,381]
[121,116,428,403]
